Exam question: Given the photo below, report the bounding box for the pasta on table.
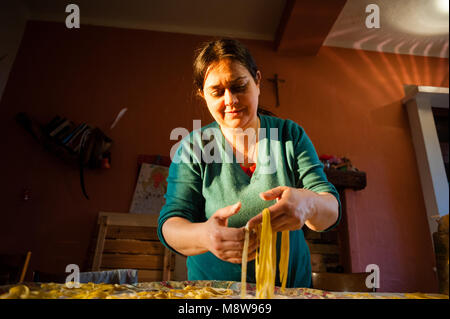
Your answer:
[0,281,447,299]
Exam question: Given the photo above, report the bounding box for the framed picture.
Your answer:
[129,155,170,214]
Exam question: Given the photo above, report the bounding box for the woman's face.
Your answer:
[202,58,261,130]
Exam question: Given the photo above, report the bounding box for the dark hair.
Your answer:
[193,38,258,93]
[193,38,275,116]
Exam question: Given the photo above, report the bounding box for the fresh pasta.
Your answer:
[279,230,290,292]
[240,223,250,298]
[255,208,275,298]
[241,208,290,298]
[0,283,233,299]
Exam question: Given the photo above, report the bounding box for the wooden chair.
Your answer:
[90,212,175,282]
[311,272,376,292]
[0,251,32,284]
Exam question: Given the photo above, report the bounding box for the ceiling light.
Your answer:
[436,0,449,14]
[385,0,449,36]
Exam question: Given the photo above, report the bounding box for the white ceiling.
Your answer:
[21,0,449,57]
[324,0,449,58]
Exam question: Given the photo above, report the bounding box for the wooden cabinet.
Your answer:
[304,169,366,273]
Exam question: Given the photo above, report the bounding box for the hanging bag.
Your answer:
[78,127,112,199]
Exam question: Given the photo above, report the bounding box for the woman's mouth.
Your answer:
[225,109,245,119]
[225,108,244,114]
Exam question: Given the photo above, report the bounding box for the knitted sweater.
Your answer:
[157,114,341,287]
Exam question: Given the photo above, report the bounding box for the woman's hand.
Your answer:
[202,202,258,264]
[247,186,317,232]
[247,186,339,233]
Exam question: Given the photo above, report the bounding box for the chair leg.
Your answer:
[19,251,32,283]
[162,248,172,281]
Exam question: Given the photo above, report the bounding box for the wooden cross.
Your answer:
[268,74,285,107]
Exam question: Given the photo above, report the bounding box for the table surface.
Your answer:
[0,280,448,299]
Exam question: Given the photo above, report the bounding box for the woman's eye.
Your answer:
[209,84,246,97]
[211,90,223,97]
[233,84,247,93]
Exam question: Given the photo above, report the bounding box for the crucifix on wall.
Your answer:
[268,74,285,107]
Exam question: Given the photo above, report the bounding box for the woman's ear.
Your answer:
[255,71,262,88]
[197,89,204,99]
[255,71,262,96]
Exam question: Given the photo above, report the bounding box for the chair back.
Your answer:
[90,212,174,282]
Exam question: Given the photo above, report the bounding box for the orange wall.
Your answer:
[0,21,448,292]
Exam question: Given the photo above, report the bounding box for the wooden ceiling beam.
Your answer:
[274,0,347,55]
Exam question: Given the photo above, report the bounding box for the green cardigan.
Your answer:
[157,114,341,288]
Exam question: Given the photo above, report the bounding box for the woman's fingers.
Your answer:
[246,213,262,230]
[212,228,258,263]
[212,202,242,225]
[247,205,284,230]
[270,213,301,232]
[216,239,245,251]
[271,221,292,233]
[214,228,257,250]
[247,194,292,231]
[225,251,257,264]
[250,187,309,232]
[248,211,301,233]
[259,186,288,201]
[219,242,258,264]
[208,223,259,263]
[212,227,245,242]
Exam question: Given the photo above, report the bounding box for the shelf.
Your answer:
[324,168,366,191]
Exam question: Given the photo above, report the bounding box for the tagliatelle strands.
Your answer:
[1,282,447,299]
[279,230,290,292]
[241,223,250,298]
[255,208,276,299]
[0,283,233,299]
[243,208,290,299]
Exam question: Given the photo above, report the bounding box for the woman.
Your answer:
[157,38,340,288]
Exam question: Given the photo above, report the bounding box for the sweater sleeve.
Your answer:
[290,121,342,232]
[157,138,205,253]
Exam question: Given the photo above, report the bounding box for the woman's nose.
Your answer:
[224,89,238,106]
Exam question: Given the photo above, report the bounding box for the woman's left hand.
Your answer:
[247,186,319,233]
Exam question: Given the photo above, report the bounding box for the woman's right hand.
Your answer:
[202,202,258,264]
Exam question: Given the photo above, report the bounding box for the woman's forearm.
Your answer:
[161,217,208,256]
[305,192,339,231]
